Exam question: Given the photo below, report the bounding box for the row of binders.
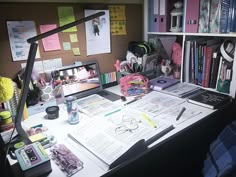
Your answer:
[183,37,234,94]
[186,0,236,33]
[148,0,236,33]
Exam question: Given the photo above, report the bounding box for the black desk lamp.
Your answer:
[14,11,105,144]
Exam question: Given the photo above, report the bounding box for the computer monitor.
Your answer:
[58,60,102,98]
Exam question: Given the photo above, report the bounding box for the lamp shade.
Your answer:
[0,77,14,102]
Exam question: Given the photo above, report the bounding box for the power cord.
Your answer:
[3,125,18,168]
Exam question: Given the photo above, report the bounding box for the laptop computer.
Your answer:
[58,60,121,101]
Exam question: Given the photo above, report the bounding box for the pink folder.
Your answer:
[159,0,168,32]
[185,0,200,33]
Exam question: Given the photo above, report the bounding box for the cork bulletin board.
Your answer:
[0,2,142,78]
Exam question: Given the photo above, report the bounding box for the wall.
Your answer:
[0,2,143,78]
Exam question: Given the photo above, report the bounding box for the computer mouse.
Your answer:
[120,96,127,102]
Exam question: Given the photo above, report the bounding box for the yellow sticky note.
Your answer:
[72,48,80,56]
[70,34,78,42]
[29,133,46,142]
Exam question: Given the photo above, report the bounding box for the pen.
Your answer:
[176,107,186,121]
[104,109,122,117]
[124,99,138,106]
[141,113,157,128]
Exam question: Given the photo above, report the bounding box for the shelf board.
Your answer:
[147,32,236,37]
[184,33,236,37]
[148,32,184,36]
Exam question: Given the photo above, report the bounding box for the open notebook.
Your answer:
[58,60,120,101]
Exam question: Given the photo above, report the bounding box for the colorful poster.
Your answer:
[85,10,111,56]
[58,6,77,32]
[39,24,61,51]
[109,5,127,35]
[7,21,40,61]
[109,5,126,21]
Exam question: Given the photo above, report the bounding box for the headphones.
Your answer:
[220,40,235,62]
[128,41,152,57]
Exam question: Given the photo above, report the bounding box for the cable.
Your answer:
[3,124,17,168]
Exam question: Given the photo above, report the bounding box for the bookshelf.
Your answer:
[143,0,236,98]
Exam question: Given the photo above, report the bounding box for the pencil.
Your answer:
[176,107,186,121]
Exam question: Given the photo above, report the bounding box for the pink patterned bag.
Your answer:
[120,73,149,96]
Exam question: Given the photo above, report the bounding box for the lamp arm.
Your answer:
[15,11,105,144]
[15,43,38,144]
[27,11,105,43]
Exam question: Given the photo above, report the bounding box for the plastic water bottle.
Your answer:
[66,96,79,125]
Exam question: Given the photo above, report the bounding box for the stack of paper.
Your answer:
[159,82,201,98]
[68,107,173,169]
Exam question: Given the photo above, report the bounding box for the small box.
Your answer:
[15,142,52,177]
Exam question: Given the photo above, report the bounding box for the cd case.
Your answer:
[149,76,180,91]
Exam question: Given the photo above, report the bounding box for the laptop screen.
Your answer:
[58,61,102,98]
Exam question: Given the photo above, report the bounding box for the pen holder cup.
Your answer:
[66,96,79,125]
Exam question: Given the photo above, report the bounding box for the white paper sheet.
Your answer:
[7,21,40,61]
[84,10,111,56]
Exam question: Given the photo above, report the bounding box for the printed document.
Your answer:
[76,94,122,118]
[68,107,173,168]
[129,91,201,125]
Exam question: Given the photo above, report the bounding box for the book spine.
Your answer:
[194,41,199,84]
[184,41,191,82]
[216,56,223,91]
[226,0,234,32]
[209,0,221,33]
[198,0,211,33]
[185,0,200,33]
[220,0,230,33]
[230,0,236,32]
[198,44,204,86]
[159,0,167,32]
[190,41,195,83]
[201,45,207,87]
[209,52,221,88]
[203,46,213,87]
[148,0,154,32]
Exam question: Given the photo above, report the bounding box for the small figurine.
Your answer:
[171,42,182,79]
[161,59,173,76]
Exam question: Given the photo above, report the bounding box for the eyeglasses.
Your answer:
[114,115,141,134]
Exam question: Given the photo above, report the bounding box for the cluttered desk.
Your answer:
[3,82,220,177]
[0,10,233,177]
